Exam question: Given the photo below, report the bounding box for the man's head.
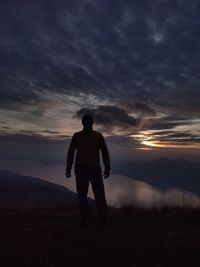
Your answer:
[82,114,94,128]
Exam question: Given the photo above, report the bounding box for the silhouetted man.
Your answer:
[66,114,110,226]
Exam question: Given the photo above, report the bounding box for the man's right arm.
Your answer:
[66,134,77,178]
[99,134,110,178]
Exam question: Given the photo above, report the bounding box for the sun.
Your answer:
[142,140,162,148]
[142,140,176,148]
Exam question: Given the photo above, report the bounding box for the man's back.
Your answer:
[75,130,103,166]
[67,129,110,170]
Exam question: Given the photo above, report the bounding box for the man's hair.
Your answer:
[82,114,94,126]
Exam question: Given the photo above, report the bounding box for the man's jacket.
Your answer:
[66,129,110,171]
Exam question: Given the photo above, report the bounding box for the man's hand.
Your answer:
[103,168,110,179]
[65,170,71,178]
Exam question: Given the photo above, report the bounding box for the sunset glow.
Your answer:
[142,140,200,149]
[142,141,162,148]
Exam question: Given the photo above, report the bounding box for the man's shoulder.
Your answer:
[73,130,103,138]
[73,130,83,137]
[92,130,104,140]
[92,130,102,136]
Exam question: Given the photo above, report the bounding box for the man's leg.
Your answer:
[75,167,89,224]
[89,167,107,224]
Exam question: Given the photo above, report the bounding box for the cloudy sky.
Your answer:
[1,0,200,171]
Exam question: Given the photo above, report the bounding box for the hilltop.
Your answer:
[0,170,77,209]
[0,170,199,267]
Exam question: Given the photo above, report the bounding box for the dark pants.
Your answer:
[75,164,107,222]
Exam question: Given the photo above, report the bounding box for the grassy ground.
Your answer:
[0,206,199,267]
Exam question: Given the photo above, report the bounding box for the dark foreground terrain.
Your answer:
[0,207,199,267]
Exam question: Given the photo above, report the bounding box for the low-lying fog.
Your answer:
[66,173,200,208]
[1,160,200,208]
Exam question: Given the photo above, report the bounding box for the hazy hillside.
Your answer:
[0,170,77,208]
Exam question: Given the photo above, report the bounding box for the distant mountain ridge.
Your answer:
[113,157,200,195]
[0,170,78,208]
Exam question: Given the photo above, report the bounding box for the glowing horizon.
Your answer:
[142,140,200,149]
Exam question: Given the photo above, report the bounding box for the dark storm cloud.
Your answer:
[1,0,200,116]
[76,105,140,130]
